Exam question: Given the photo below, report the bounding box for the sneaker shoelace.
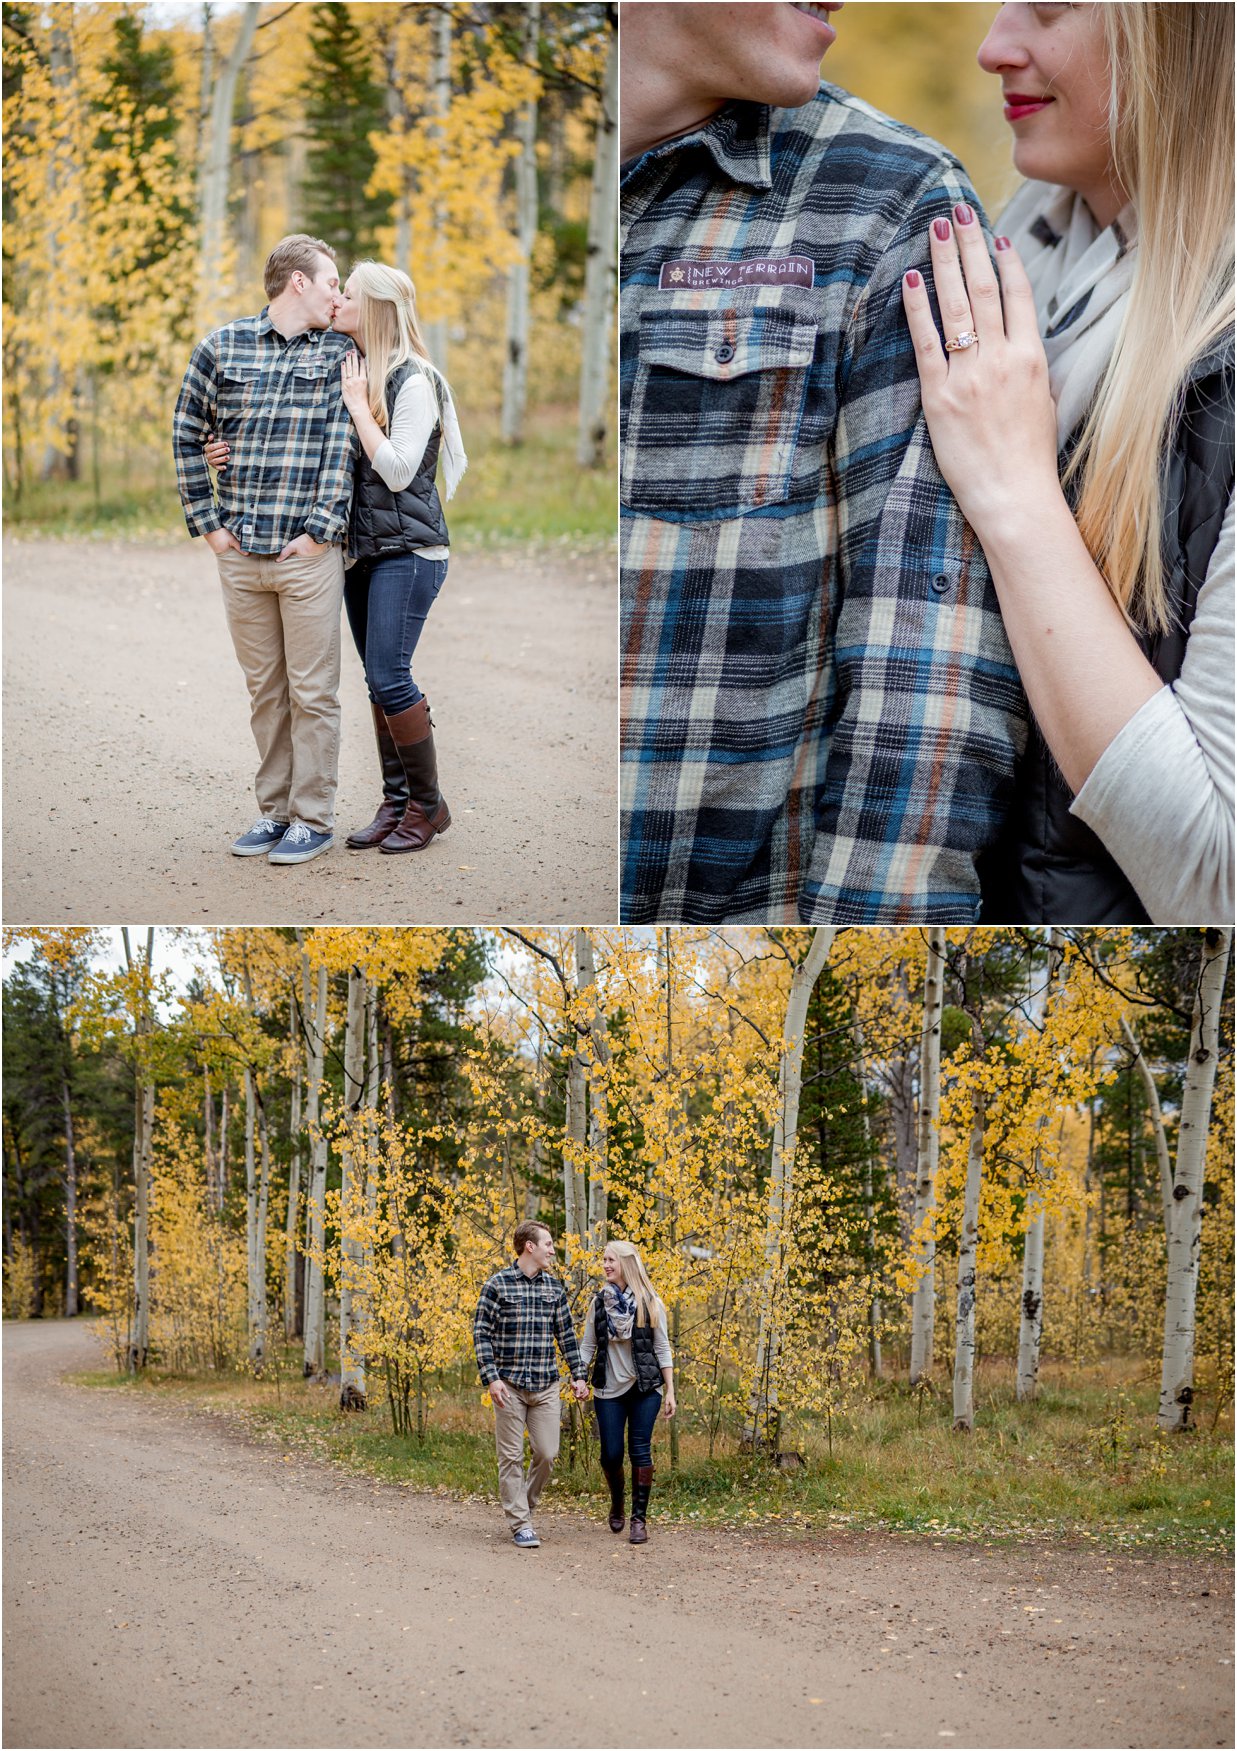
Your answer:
[252,817,281,834]
[283,822,312,846]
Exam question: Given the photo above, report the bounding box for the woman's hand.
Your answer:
[901,206,1061,534]
[662,1388,676,1419]
[340,350,369,417]
[204,433,230,473]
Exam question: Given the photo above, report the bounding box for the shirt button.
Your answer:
[714,342,736,364]
[931,573,951,594]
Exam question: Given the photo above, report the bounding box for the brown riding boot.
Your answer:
[346,703,411,848]
[379,697,451,854]
[629,1464,653,1544]
[601,1460,626,1534]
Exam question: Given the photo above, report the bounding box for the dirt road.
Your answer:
[3,1321,1231,1751]
[2,539,616,924]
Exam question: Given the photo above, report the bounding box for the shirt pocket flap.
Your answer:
[639,304,818,382]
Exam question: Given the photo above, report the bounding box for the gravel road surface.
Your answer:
[4,1321,1232,1750]
[2,539,616,925]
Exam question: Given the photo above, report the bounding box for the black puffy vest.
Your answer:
[590,1294,663,1394]
[980,334,1234,924]
[349,360,449,557]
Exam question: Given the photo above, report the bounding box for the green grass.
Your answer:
[4,404,616,552]
[71,1351,1234,1556]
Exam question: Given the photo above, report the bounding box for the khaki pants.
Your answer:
[217,545,344,834]
[492,1381,561,1532]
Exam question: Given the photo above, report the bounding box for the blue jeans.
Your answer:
[343,552,447,716]
[594,1385,662,1470]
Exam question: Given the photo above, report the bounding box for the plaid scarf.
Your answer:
[602,1283,636,1340]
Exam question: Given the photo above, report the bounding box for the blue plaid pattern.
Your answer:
[620,87,1029,923]
[173,310,355,555]
[473,1264,584,1390]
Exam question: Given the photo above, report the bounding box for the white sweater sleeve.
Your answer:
[371,373,437,493]
[1070,493,1235,922]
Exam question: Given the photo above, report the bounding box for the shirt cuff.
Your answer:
[304,514,344,545]
[185,504,223,538]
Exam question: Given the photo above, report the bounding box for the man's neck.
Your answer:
[266,294,316,340]
[516,1253,541,1279]
[621,61,727,163]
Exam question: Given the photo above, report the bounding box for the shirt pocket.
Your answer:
[621,300,818,522]
[217,364,263,416]
[288,360,333,410]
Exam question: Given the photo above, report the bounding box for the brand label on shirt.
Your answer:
[658,255,815,290]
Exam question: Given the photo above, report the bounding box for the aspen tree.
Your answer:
[746,927,836,1449]
[576,9,616,467]
[501,2,540,446]
[1016,928,1062,1402]
[121,927,155,1373]
[952,945,986,1433]
[197,1,258,326]
[1158,927,1233,1431]
[301,958,329,1378]
[339,965,368,1410]
[909,925,944,1385]
[285,989,302,1342]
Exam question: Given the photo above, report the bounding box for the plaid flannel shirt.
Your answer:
[620,86,1029,924]
[173,311,355,555]
[473,1264,584,1391]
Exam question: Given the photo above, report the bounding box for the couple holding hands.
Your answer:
[473,1225,675,1550]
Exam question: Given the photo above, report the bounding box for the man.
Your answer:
[174,234,355,865]
[472,1221,589,1550]
[620,3,1029,924]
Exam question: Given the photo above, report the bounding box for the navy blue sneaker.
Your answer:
[512,1526,540,1549]
[268,822,334,865]
[231,817,289,857]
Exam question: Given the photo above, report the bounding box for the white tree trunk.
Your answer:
[62,1076,79,1317]
[301,960,329,1378]
[285,992,302,1342]
[122,929,155,1373]
[339,968,368,1409]
[501,2,540,446]
[1158,928,1232,1432]
[745,927,837,1447]
[909,926,945,1385]
[1016,929,1062,1402]
[198,1,258,320]
[424,9,452,372]
[243,1065,267,1374]
[952,993,986,1433]
[575,929,610,1248]
[575,19,617,467]
[853,1020,882,1378]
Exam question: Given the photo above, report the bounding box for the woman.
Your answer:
[901,2,1233,923]
[578,1240,675,1546]
[208,262,466,855]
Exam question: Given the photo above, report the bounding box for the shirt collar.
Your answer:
[625,100,772,193]
[257,305,326,346]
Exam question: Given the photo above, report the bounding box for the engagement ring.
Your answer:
[945,330,980,351]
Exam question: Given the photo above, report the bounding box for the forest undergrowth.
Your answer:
[71,1348,1233,1557]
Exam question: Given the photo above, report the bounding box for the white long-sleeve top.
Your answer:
[1071,494,1234,923]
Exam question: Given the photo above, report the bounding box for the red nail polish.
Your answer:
[954,202,975,226]
[933,218,951,242]
[905,270,921,288]
[995,235,1012,251]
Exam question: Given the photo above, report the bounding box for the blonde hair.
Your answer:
[1065,4,1234,633]
[347,260,448,432]
[604,1240,663,1328]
